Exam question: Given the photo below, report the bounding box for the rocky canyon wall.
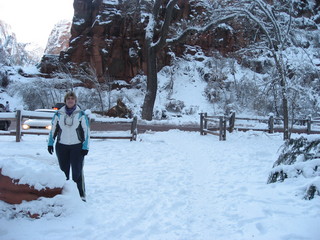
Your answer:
[55,0,250,83]
[39,0,319,83]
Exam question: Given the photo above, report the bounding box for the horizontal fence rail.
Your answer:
[91,116,138,141]
[200,112,320,141]
[0,110,138,142]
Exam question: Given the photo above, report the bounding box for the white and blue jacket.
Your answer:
[48,106,90,150]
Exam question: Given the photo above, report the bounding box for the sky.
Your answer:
[0,0,74,48]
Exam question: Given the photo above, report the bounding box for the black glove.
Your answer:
[82,149,89,156]
[48,146,54,155]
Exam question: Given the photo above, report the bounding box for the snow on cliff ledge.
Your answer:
[0,155,65,190]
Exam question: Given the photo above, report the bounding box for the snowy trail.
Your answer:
[1,131,320,240]
[155,131,280,240]
[83,131,318,240]
[85,132,194,240]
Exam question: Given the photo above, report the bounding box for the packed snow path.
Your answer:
[0,131,319,240]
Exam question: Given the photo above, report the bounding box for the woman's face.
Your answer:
[66,96,76,108]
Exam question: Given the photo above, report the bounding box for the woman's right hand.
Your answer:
[48,146,54,155]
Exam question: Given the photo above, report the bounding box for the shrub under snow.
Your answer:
[268,136,320,200]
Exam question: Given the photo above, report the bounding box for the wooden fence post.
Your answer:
[222,116,227,141]
[200,113,204,135]
[307,115,311,134]
[219,116,226,141]
[219,116,223,140]
[131,116,138,141]
[228,111,235,133]
[204,113,208,135]
[16,110,21,142]
[268,114,274,134]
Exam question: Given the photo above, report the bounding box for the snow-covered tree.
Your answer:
[141,0,237,120]
[55,62,75,91]
[223,0,300,139]
[141,0,178,120]
[141,0,320,138]
[77,65,108,113]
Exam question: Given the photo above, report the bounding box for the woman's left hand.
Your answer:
[82,149,89,156]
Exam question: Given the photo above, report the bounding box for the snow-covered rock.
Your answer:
[0,20,44,66]
[44,19,71,55]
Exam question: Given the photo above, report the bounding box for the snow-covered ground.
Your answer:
[0,130,319,240]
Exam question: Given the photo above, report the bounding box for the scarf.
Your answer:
[65,105,77,116]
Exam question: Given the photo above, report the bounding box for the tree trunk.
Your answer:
[281,79,289,140]
[142,46,158,120]
[276,53,289,140]
[97,89,104,113]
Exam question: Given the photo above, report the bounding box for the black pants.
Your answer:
[56,142,85,198]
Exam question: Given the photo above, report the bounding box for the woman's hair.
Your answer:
[64,91,78,103]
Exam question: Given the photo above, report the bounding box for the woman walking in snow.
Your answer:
[47,91,90,201]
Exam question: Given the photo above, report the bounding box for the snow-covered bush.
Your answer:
[153,106,167,120]
[183,105,199,115]
[201,56,234,113]
[268,137,320,200]
[10,78,67,110]
[0,68,9,88]
[130,74,147,90]
[165,99,185,113]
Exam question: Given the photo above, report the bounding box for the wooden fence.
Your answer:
[0,110,138,142]
[90,116,138,141]
[200,112,320,141]
[199,113,227,141]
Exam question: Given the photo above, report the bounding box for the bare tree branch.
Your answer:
[254,0,282,44]
[153,0,162,18]
[166,13,238,45]
[154,0,178,51]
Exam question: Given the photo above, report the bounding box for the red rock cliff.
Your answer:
[57,0,247,82]
[37,0,263,85]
